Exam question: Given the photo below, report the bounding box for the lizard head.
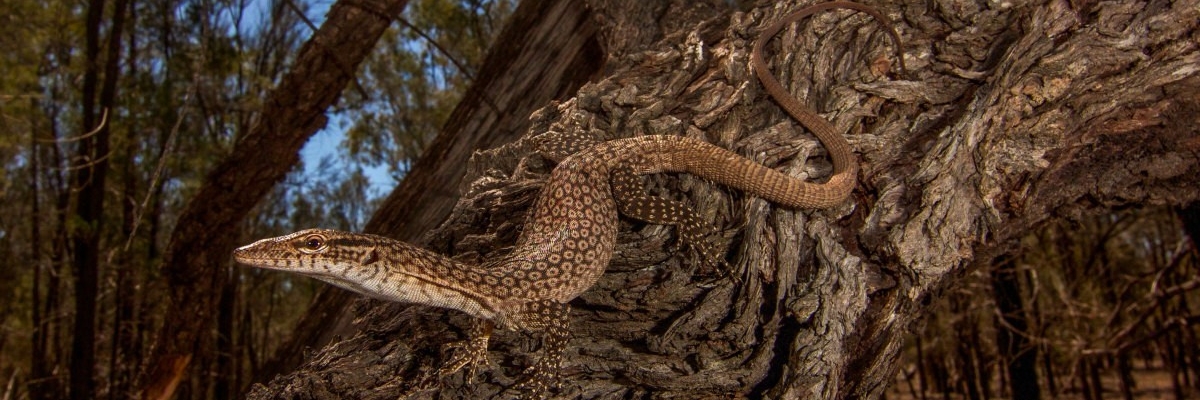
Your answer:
[233,228,382,276]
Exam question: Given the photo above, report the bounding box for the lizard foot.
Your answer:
[436,332,493,383]
[503,301,571,399]
[404,332,494,395]
[406,320,494,393]
[507,362,559,400]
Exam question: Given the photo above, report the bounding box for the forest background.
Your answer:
[1,0,1198,399]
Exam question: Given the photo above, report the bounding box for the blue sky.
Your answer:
[298,116,397,198]
[278,0,398,199]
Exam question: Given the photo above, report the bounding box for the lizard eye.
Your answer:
[298,234,326,253]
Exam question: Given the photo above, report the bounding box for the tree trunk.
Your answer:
[954,298,983,400]
[215,274,238,399]
[110,6,143,397]
[992,255,1039,400]
[38,101,73,400]
[69,0,104,395]
[1181,202,1200,248]
[70,0,128,395]
[250,0,1200,398]
[28,98,52,400]
[135,0,411,399]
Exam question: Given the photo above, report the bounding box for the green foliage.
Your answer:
[0,0,73,193]
[338,0,514,181]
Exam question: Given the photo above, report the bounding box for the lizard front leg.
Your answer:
[436,319,495,382]
[503,300,571,399]
[407,319,494,395]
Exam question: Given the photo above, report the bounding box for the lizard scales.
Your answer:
[518,133,859,302]
[234,2,904,397]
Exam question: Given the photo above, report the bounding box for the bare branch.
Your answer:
[41,107,109,144]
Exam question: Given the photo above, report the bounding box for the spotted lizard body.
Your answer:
[233,2,904,397]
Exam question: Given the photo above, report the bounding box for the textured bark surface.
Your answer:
[250,0,1200,398]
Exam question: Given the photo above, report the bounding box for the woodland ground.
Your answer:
[887,367,1195,400]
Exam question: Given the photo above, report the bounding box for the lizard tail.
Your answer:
[601,135,856,209]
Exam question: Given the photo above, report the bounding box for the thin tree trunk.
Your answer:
[1078,359,1091,400]
[1117,353,1135,400]
[109,3,142,396]
[69,0,106,395]
[1090,357,1105,400]
[1187,325,1200,395]
[915,335,928,400]
[976,332,993,399]
[956,307,982,400]
[1033,264,1058,398]
[45,106,70,400]
[992,255,1040,400]
[215,274,237,399]
[28,98,50,400]
[1180,202,1200,248]
[250,0,1200,398]
[110,141,137,400]
[935,354,950,400]
[70,0,128,395]
[1168,326,1189,399]
[1178,200,1200,399]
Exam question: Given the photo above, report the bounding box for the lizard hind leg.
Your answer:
[610,167,730,273]
[503,300,571,399]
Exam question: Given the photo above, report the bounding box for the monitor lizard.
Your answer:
[233,1,905,397]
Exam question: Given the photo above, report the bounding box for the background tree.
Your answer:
[894,209,1198,399]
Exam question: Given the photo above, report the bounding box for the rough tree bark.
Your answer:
[250,0,1200,398]
[136,0,410,399]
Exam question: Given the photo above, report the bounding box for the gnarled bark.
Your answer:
[250,0,1200,398]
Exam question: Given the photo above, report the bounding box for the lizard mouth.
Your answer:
[231,249,300,271]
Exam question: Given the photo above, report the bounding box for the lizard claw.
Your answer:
[405,334,492,395]
[508,362,559,399]
[436,336,493,383]
[441,321,494,383]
